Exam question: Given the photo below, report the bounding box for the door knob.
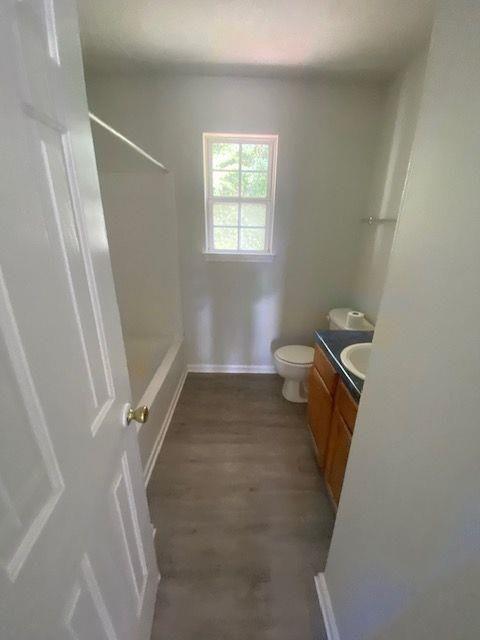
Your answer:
[126,405,149,425]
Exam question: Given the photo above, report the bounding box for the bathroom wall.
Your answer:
[86,73,386,368]
[350,50,427,323]
[323,1,480,637]
[93,163,183,343]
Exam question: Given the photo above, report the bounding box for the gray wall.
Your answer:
[86,74,386,367]
[94,166,183,342]
[324,1,480,637]
[351,51,427,322]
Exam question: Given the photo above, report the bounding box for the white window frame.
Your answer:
[202,132,278,261]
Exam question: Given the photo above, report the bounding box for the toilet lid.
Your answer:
[275,345,314,365]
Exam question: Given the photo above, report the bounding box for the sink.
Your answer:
[340,343,372,380]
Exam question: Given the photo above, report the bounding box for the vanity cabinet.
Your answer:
[308,344,358,509]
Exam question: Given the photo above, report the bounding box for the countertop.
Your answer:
[314,330,374,401]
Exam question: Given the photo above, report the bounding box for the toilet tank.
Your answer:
[327,308,374,331]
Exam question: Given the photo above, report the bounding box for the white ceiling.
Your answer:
[78,0,435,77]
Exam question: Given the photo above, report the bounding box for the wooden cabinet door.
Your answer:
[335,381,358,434]
[307,367,334,467]
[325,409,352,508]
[313,345,338,394]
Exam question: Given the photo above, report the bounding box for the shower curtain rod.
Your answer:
[89,112,169,173]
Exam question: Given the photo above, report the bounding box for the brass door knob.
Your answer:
[126,405,149,425]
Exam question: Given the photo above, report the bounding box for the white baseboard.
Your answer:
[314,573,340,640]
[143,367,188,486]
[187,364,276,374]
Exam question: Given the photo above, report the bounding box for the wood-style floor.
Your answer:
[147,373,334,640]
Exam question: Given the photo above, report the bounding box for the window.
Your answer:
[203,133,278,259]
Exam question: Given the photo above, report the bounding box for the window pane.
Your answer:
[213,203,238,226]
[240,227,266,251]
[213,227,238,250]
[212,143,239,170]
[241,144,269,170]
[213,171,239,196]
[240,203,267,227]
[241,171,267,198]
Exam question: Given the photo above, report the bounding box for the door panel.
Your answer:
[38,120,114,407]
[112,453,149,615]
[0,273,65,582]
[0,1,158,638]
[64,555,119,640]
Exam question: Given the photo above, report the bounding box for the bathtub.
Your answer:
[124,333,186,484]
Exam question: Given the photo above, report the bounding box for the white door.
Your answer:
[0,1,159,639]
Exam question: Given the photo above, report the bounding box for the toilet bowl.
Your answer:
[273,345,314,403]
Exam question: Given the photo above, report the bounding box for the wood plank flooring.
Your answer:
[147,373,334,640]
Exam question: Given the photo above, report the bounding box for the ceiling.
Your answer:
[78,0,435,77]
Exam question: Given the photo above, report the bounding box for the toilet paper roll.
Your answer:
[346,310,365,330]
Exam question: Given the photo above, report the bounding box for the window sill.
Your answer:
[203,251,276,263]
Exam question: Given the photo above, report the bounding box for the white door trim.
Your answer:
[314,573,341,640]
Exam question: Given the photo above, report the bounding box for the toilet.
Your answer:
[274,309,374,403]
[327,307,374,331]
[273,345,314,403]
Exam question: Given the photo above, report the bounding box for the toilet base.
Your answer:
[282,379,308,403]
